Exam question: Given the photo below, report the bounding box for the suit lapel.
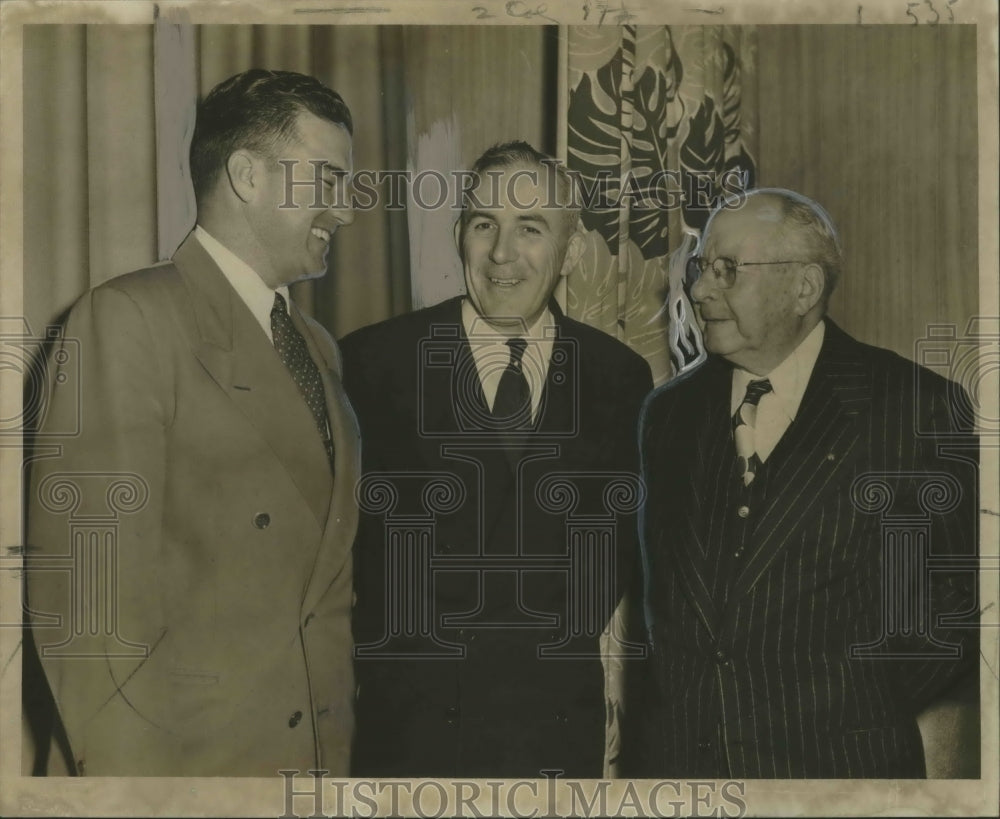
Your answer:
[296,304,360,615]
[173,235,332,527]
[720,322,870,628]
[535,319,574,437]
[669,361,731,643]
[412,300,491,465]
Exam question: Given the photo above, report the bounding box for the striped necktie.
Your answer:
[732,378,772,485]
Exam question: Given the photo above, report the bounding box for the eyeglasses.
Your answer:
[685,256,810,290]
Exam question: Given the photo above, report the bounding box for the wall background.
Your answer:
[756,24,978,361]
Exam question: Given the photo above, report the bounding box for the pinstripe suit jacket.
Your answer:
[626,320,978,778]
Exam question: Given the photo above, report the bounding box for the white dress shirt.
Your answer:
[461,299,556,423]
[194,225,290,342]
[730,320,826,462]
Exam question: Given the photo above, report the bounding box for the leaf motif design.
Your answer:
[569,28,687,263]
[626,66,667,260]
[679,95,726,233]
[568,50,624,251]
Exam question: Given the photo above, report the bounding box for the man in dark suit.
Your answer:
[26,70,361,776]
[341,141,653,778]
[628,188,978,778]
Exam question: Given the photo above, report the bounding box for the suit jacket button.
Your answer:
[289,710,303,728]
[715,649,728,664]
[697,740,711,751]
[737,505,750,518]
[253,512,271,529]
[445,705,459,725]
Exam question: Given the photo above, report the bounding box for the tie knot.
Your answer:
[742,378,773,406]
[271,291,288,316]
[506,338,527,369]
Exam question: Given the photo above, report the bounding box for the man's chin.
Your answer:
[479,315,531,335]
[702,324,740,357]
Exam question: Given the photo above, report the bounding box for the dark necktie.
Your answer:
[492,338,532,429]
[732,377,773,485]
[270,292,334,465]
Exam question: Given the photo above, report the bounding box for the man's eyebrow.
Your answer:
[318,162,350,176]
[464,211,554,228]
[517,212,553,228]
[466,209,497,221]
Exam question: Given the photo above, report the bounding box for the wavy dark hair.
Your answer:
[190,69,352,204]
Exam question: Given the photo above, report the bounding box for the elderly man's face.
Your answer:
[457,163,579,334]
[691,198,808,374]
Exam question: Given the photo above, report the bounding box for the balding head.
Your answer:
[711,188,843,307]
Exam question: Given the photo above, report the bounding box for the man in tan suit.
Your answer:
[25,69,360,776]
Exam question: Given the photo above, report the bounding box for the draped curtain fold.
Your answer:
[565,25,758,386]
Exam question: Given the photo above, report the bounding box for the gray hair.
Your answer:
[707,187,843,305]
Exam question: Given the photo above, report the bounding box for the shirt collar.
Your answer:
[460,298,554,341]
[731,320,826,420]
[194,225,289,341]
[460,298,557,420]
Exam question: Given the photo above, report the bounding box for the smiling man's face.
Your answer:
[248,110,355,289]
[457,162,580,334]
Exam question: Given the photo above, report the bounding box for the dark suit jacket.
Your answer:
[340,296,653,778]
[26,233,360,776]
[626,320,978,778]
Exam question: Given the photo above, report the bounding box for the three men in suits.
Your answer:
[341,141,653,777]
[26,70,361,776]
[629,188,978,777]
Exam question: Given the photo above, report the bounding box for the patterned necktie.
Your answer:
[732,378,773,486]
[492,338,532,429]
[270,292,334,465]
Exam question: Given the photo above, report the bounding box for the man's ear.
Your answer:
[559,223,585,277]
[453,217,463,254]
[795,262,825,315]
[226,149,257,203]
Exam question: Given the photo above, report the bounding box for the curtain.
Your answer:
[563,23,758,776]
[566,25,758,386]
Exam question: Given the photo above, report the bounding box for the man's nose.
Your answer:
[331,203,355,226]
[690,266,714,302]
[489,227,518,264]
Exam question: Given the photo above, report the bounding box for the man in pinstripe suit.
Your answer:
[627,189,978,778]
